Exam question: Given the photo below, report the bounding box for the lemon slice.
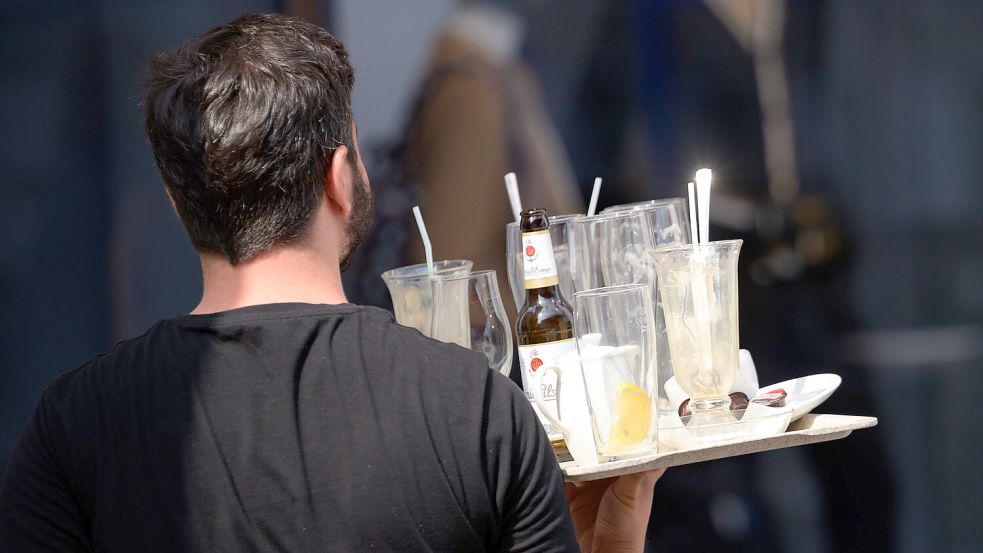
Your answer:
[608,382,652,447]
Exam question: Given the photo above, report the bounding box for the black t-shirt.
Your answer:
[0,303,577,552]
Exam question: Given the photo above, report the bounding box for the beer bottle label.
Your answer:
[521,230,559,289]
[517,338,577,439]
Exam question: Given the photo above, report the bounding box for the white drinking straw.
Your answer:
[695,168,712,244]
[690,171,713,372]
[687,181,699,244]
[412,205,434,274]
[504,172,523,222]
[587,177,603,217]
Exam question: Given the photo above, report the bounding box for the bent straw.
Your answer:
[587,177,603,217]
[696,168,712,244]
[504,172,523,222]
[412,205,434,274]
[687,181,699,244]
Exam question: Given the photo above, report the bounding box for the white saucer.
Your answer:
[758,373,841,421]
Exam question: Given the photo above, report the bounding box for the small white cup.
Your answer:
[531,350,600,466]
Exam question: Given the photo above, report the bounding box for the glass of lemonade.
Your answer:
[381,260,472,336]
[573,284,659,459]
[651,240,743,429]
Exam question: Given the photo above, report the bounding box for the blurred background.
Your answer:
[2,0,981,551]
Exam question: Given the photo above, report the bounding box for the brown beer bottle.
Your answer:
[515,208,575,460]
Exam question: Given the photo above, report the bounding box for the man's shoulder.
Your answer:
[350,306,528,409]
[355,306,481,362]
[40,320,167,407]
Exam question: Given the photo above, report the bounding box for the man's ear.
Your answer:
[164,187,180,216]
[324,146,352,217]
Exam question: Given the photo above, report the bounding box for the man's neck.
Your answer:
[192,246,348,314]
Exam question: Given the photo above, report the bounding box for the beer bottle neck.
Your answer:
[525,284,561,302]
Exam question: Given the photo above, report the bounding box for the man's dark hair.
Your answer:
[144,13,356,264]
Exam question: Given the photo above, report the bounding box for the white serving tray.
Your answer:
[561,413,877,483]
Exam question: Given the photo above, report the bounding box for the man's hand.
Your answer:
[565,469,666,553]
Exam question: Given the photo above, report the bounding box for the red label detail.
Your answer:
[525,245,536,257]
[530,358,543,371]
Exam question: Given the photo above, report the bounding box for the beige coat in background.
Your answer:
[406,34,583,317]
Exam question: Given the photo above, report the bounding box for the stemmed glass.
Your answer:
[431,270,514,376]
[651,240,743,432]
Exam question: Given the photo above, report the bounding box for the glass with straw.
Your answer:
[651,169,744,433]
[381,206,472,336]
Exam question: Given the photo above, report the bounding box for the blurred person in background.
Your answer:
[402,0,584,308]
[0,12,664,553]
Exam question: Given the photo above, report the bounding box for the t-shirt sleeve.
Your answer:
[492,377,579,552]
[0,391,89,551]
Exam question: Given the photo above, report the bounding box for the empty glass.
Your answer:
[599,198,691,440]
[601,197,690,247]
[430,270,514,375]
[573,284,659,459]
[506,213,583,311]
[568,211,658,411]
[568,210,656,293]
[381,259,472,336]
[651,240,743,431]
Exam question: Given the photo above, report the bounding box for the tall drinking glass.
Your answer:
[568,211,655,293]
[506,213,583,311]
[381,259,472,336]
[430,270,514,375]
[573,284,659,459]
[651,240,743,430]
[600,198,691,438]
[601,197,690,246]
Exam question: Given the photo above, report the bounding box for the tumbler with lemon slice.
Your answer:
[573,284,659,459]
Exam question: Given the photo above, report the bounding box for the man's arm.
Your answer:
[495,379,580,552]
[490,374,666,553]
[0,391,89,551]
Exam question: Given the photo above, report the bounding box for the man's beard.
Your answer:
[339,160,374,272]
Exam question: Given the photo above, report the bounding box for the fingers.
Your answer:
[607,475,654,514]
[610,469,665,508]
[566,479,610,541]
[566,469,669,553]
[589,470,667,553]
[637,468,667,487]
